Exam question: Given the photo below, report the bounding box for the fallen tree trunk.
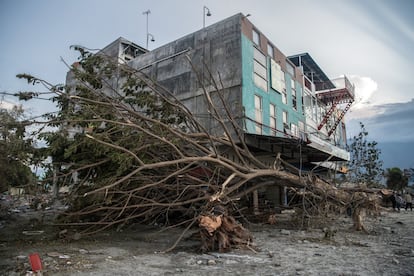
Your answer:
[13,47,381,252]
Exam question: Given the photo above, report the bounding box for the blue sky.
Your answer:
[1,0,414,166]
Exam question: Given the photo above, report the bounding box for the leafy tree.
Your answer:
[347,122,383,187]
[385,167,408,191]
[15,46,192,199]
[0,105,37,192]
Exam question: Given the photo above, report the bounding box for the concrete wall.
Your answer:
[129,14,244,138]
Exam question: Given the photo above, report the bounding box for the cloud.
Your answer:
[370,1,414,51]
[345,75,382,120]
[346,99,414,142]
[348,75,378,108]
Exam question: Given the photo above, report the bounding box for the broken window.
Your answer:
[270,59,286,94]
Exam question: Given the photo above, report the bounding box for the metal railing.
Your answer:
[330,76,355,100]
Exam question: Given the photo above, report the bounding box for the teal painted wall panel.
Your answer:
[283,74,306,127]
[241,34,306,137]
[241,34,256,133]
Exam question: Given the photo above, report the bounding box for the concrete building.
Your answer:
[105,14,353,170]
[72,13,355,207]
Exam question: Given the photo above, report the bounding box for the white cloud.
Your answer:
[348,75,378,108]
[345,75,384,120]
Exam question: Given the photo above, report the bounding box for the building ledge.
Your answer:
[307,133,350,161]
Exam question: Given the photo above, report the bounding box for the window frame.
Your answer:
[282,110,288,125]
[267,43,274,58]
[286,60,295,77]
[282,88,287,105]
[252,29,260,46]
[291,78,297,110]
[291,123,299,137]
[270,103,276,135]
[254,94,263,134]
[253,47,268,91]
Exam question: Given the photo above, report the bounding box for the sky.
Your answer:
[1,0,414,167]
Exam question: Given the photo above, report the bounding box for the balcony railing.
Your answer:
[329,75,355,100]
[303,75,315,94]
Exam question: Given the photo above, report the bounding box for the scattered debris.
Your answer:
[28,253,43,274]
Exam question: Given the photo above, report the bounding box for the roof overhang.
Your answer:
[288,53,335,90]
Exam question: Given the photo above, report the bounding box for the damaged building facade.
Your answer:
[78,13,355,207]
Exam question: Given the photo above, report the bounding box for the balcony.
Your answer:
[316,75,355,105]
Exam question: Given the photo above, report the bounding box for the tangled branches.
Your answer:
[12,46,381,252]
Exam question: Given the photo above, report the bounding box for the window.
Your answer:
[282,89,287,105]
[253,48,268,91]
[270,103,276,135]
[291,123,298,137]
[255,95,262,134]
[298,121,305,139]
[253,29,260,46]
[267,43,274,58]
[286,61,295,77]
[291,79,297,110]
[301,88,305,115]
[304,76,314,92]
[254,47,266,63]
[304,90,312,119]
[254,60,267,79]
[298,121,305,133]
[270,59,286,93]
[282,110,288,126]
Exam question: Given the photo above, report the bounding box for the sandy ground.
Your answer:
[1,200,414,276]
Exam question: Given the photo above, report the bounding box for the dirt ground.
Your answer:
[1,197,414,276]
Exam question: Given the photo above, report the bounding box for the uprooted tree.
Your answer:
[10,46,381,252]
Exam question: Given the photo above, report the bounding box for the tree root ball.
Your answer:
[199,211,253,252]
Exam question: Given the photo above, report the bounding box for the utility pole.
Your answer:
[203,6,212,28]
[143,9,151,49]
